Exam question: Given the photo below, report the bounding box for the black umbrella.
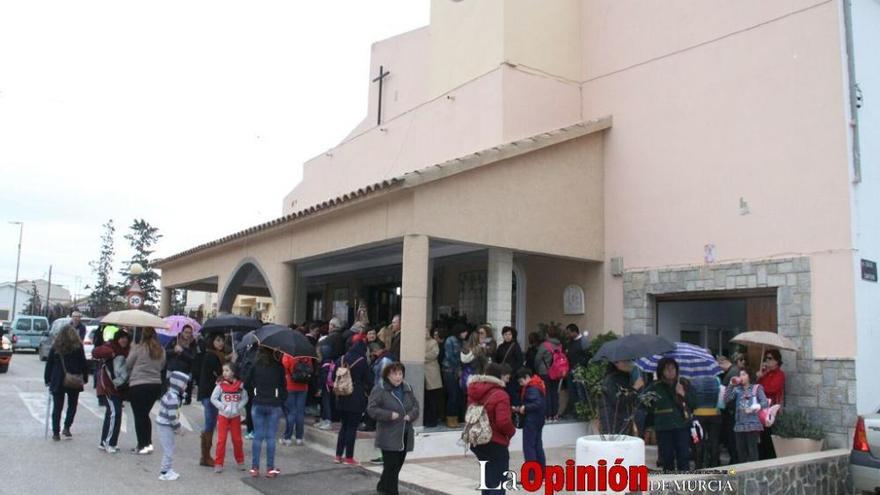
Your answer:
[201,315,263,334]
[590,334,675,363]
[253,324,317,358]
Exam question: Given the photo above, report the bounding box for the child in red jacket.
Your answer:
[467,363,516,495]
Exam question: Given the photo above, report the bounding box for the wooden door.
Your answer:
[745,296,777,374]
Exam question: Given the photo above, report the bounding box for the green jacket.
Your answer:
[643,380,696,432]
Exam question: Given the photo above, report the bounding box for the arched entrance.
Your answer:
[219,259,274,315]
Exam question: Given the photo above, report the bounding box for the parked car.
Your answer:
[0,333,12,372]
[39,318,99,364]
[10,316,50,352]
[852,413,880,494]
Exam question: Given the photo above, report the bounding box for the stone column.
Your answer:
[160,287,172,317]
[487,248,513,340]
[401,234,429,426]
[273,263,296,326]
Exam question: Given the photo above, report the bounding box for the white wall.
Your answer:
[850,0,880,415]
[0,285,30,319]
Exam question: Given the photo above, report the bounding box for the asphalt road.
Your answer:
[0,352,406,495]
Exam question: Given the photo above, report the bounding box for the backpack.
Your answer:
[461,398,493,449]
[544,342,570,381]
[111,354,129,388]
[333,356,364,396]
[291,358,313,384]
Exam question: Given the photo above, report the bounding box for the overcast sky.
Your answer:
[0,1,429,296]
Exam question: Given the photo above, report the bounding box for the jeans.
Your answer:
[158,424,176,473]
[564,372,587,416]
[336,411,361,458]
[540,376,560,418]
[656,427,691,472]
[51,389,80,435]
[736,430,760,463]
[443,369,460,419]
[216,415,244,466]
[251,404,282,469]
[101,396,123,447]
[471,442,510,495]
[378,449,408,495]
[522,424,546,482]
[129,383,161,449]
[202,397,218,433]
[283,391,307,440]
[694,415,722,469]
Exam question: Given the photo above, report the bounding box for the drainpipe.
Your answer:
[842,0,861,183]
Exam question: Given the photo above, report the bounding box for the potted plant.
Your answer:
[771,410,824,456]
[573,332,619,431]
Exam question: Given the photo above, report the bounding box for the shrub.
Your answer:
[572,331,619,422]
[773,410,824,440]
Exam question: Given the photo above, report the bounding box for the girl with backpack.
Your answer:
[723,369,769,463]
[93,329,131,452]
[533,327,567,422]
[333,334,369,465]
[43,324,89,441]
[465,363,516,495]
[281,353,312,446]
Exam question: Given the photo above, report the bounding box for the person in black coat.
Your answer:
[245,347,287,476]
[165,325,198,404]
[495,326,524,405]
[197,332,227,466]
[44,325,88,441]
[334,335,370,464]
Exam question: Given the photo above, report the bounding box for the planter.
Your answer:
[576,435,645,494]
[771,435,824,457]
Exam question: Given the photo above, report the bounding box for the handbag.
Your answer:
[60,354,85,390]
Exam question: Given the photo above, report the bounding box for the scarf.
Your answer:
[520,374,546,401]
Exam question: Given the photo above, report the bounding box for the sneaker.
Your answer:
[52,434,61,442]
[370,457,383,465]
[62,428,72,439]
[295,439,304,446]
[214,465,223,474]
[158,470,180,481]
[135,446,152,455]
[343,458,359,466]
[245,432,254,440]
[145,444,154,453]
[98,442,108,450]
[333,456,343,464]
[238,463,247,471]
[105,445,119,454]
[279,438,292,446]
[318,421,333,430]
[249,468,260,478]
[266,468,280,478]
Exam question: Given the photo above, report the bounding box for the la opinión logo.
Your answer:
[478,458,648,494]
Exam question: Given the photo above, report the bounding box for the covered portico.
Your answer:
[156,117,611,419]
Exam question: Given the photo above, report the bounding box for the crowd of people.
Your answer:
[42,313,785,493]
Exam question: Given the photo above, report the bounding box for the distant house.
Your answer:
[0,283,31,321]
[0,280,72,320]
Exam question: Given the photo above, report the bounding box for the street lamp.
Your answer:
[126,262,145,309]
[8,221,23,321]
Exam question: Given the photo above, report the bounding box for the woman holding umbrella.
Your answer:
[642,358,696,472]
[756,349,785,460]
[165,324,198,405]
[197,332,227,467]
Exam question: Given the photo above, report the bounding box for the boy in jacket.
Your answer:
[157,371,189,481]
[211,363,249,472]
[515,368,546,482]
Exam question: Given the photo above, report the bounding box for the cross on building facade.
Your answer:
[372,65,390,125]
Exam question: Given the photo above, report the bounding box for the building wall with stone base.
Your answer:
[623,257,858,449]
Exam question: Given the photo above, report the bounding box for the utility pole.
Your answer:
[45,266,53,318]
[9,221,23,321]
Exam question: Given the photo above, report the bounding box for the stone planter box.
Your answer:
[576,435,644,494]
[771,435,824,457]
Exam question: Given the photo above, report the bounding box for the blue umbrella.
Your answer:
[636,342,722,379]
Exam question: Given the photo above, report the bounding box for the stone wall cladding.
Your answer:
[644,452,852,494]
[622,257,858,449]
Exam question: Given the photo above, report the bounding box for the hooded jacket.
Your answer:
[157,371,189,429]
[467,374,516,447]
[533,338,562,377]
[519,375,546,428]
[93,341,130,397]
[211,378,249,418]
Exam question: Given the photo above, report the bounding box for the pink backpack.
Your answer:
[544,342,570,380]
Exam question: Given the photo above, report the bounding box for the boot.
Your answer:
[446,416,459,428]
[200,432,215,467]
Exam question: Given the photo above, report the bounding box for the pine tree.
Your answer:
[23,281,42,316]
[89,220,116,316]
[119,219,162,306]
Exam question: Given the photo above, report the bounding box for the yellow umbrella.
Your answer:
[101,310,168,329]
[730,331,797,351]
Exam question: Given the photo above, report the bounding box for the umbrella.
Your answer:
[729,331,797,351]
[252,324,317,358]
[161,315,202,338]
[636,342,722,379]
[590,334,676,363]
[101,310,168,329]
[201,315,262,334]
